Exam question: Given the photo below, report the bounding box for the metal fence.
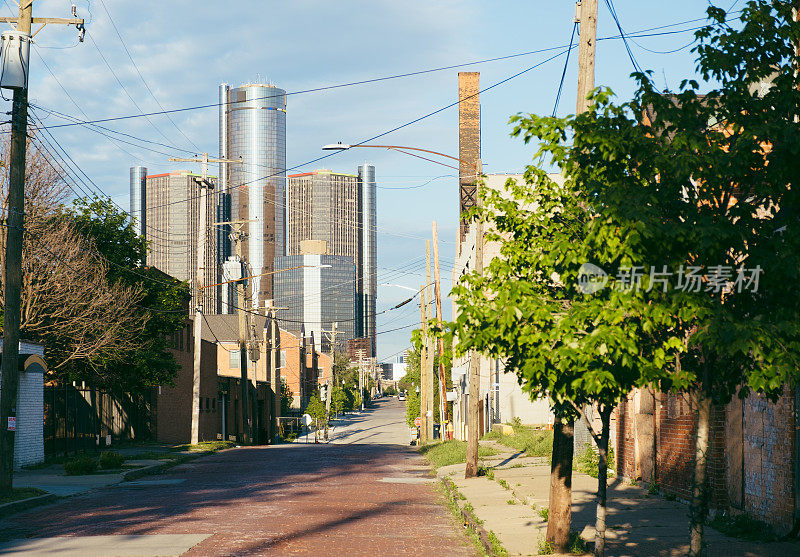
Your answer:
[43,383,154,458]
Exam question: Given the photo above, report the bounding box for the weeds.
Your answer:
[484,425,553,457]
[647,481,660,496]
[488,531,508,557]
[538,507,549,522]
[574,443,615,478]
[507,499,516,505]
[478,464,495,480]
[537,531,586,555]
[498,479,509,490]
[664,492,677,501]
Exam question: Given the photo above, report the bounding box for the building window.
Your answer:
[229,350,240,369]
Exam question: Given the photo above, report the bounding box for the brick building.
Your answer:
[155,318,220,444]
[616,386,799,534]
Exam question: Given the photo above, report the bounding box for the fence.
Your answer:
[43,383,155,458]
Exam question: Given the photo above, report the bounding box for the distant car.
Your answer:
[398,393,406,401]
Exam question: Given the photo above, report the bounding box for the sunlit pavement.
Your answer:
[0,399,473,556]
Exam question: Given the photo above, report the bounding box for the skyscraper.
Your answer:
[144,170,218,314]
[358,163,377,356]
[129,165,147,237]
[218,82,287,311]
[285,164,376,355]
[273,249,356,353]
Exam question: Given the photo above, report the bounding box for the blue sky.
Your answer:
[16,0,741,361]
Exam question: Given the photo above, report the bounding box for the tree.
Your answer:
[280,380,294,416]
[64,196,189,390]
[305,393,327,441]
[455,3,800,554]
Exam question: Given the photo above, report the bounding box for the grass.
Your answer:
[173,440,235,452]
[126,451,183,461]
[439,478,508,557]
[538,507,549,522]
[537,530,587,555]
[708,513,779,542]
[0,487,46,505]
[419,440,498,468]
[506,499,516,505]
[483,425,553,457]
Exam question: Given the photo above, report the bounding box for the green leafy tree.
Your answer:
[65,196,189,390]
[455,3,800,554]
[280,380,294,416]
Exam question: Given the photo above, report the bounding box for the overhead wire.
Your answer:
[553,22,578,117]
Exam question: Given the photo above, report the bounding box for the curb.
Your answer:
[440,476,499,556]
[0,493,58,518]
[122,451,214,482]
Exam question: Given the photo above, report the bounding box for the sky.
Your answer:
[12,0,742,362]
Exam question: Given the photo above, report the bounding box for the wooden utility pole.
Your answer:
[169,153,240,445]
[424,241,435,442]
[323,323,337,441]
[464,159,484,478]
[431,222,448,437]
[419,281,429,443]
[546,0,598,551]
[265,300,283,443]
[0,2,84,494]
[575,0,598,115]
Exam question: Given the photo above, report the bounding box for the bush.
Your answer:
[99,451,125,469]
[64,455,98,475]
[383,385,398,396]
[574,443,615,478]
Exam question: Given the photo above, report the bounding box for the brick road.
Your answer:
[0,400,474,556]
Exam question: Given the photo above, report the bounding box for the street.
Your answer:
[0,399,473,556]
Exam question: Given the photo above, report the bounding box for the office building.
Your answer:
[129,166,147,237]
[358,163,377,356]
[285,164,377,354]
[144,170,218,314]
[272,251,355,353]
[218,82,287,311]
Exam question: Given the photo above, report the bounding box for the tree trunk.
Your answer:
[546,417,574,550]
[595,406,612,557]
[689,375,711,557]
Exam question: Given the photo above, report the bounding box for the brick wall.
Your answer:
[740,388,795,532]
[615,386,797,534]
[156,324,220,444]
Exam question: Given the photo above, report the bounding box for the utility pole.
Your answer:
[323,323,337,441]
[431,222,449,437]
[419,281,429,444]
[575,0,598,115]
[215,220,254,445]
[0,2,84,494]
[169,153,240,445]
[464,160,484,478]
[545,0,598,550]
[265,300,284,443]
[358,353,365,412]
[425,240,435,442]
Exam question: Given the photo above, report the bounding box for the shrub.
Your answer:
[64,455,98,475]
[99,451,125,469]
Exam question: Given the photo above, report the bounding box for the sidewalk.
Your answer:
[436,440,800,556]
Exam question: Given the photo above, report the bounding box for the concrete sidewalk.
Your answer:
[437,441,800,556]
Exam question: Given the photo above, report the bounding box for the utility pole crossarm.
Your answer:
[0,17,83,24]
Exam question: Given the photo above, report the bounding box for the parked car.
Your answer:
[398,392,406,401]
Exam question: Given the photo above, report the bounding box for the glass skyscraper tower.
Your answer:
[218,82,287,311]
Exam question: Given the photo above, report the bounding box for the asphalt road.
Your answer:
[0,398,473,556]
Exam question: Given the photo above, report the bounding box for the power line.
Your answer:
[553,22,579,117]
[96,0,201,153]
[25,14,728,134]
[603,0,645,76]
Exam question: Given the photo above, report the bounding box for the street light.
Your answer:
[322,143,478,174]
[380,283,418,293]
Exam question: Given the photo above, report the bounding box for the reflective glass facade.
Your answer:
[129,166,147,238]
[358,164,377,356]
[273,254,355,352]
[145,171,218,314]
[219,82,287,310]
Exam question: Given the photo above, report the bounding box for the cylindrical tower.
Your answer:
[222,83,287,309]
[358,163,377,356]
[218,83,233,313]
[129,166,147,238]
